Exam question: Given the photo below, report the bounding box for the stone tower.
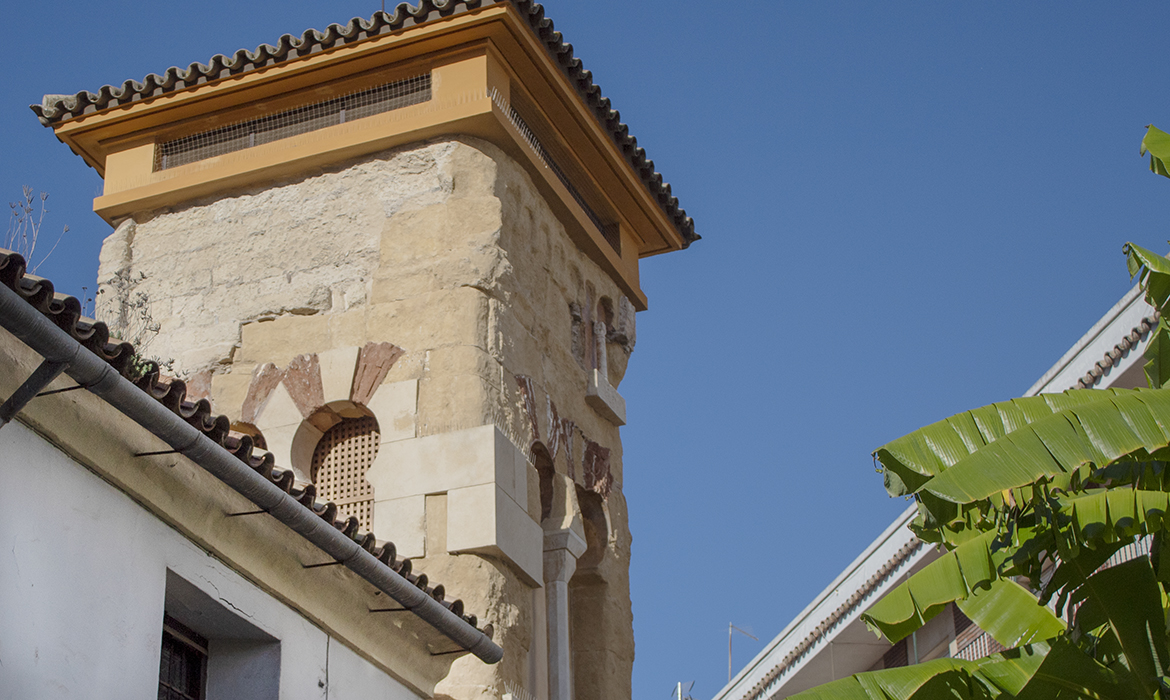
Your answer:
[35,3,696,699]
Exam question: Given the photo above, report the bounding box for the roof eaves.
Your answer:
[30,0,697,247]
[1025,283,1148,396]
[1075,313,1158,389]
[715,506,928,700]
[737,538,925,700]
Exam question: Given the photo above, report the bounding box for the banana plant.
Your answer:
[791,229,1170,699]
[790,640,1131,700]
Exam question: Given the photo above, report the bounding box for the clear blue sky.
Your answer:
[3,2,1168,698]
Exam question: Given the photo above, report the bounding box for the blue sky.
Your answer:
[3,2,1169,698]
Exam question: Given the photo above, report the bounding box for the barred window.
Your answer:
[159,615,207,700]
[310,415,380,531]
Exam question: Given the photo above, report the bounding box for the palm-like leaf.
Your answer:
[867,485,1170,641]
[1061,487,1170,546]
[795,181,1170,700]
[788,640,1133,700]
[877,388,1131,497]
[955,579,1066,649]
[1125,242,1170,311]
[808,243,1170,700]
[1124,241,1170,389]
[875,388,1170,515]
[1141,125,1170,181]
[863,531,1065,646]
[1068,557,1168,696]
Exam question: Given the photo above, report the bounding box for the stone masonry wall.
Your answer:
[97,144,460,372]
[97,136,636,700]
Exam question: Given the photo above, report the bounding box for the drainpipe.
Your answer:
[0,281,502,664]
[544,528,587,700]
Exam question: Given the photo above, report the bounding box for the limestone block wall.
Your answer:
[97,136,638,700]
[97,142,457,372]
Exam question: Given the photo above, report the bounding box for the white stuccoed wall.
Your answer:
[0,419,420,700]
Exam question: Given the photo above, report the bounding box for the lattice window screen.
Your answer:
[156,73,432,170]
[311,415,380,531]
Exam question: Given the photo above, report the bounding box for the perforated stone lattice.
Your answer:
[311,415,380,531]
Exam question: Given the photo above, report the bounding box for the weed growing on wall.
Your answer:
[5,187,67,273]
[96,268,175,376]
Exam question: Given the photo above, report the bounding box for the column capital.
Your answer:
[543,529,587,584]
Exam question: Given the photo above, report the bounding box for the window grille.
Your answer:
[310,415,380,531]
[159,615,207,700]
[952,630,1005,661]
[156,74,432,171]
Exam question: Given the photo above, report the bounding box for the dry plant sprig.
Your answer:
[6,187,68,273]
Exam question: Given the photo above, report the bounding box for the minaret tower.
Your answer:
[36,3,696,699]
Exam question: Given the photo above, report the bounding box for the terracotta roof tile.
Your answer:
[30,0,697,246]
[740,539,924,700]
[1076,313,1159,389]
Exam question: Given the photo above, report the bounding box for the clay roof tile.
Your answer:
[30,0,698,246]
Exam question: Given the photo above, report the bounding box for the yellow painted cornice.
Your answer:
[49,4,691,308]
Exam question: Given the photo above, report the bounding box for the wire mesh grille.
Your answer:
[156,74,432,171]
[311,415,380,531]
[501,98,620,256]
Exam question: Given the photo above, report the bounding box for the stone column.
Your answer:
[544,529,587,700]
[593,321,608,377]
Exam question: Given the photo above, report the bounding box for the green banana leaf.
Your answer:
[955,579,1066,649]
[874,388,1170,510]
[1125,242,1170,312]
[1144,325,1170,391]
[825,241,1170,700]
[1141,125,1170,180]
[876,388,1135,497]
[786,657,986,700]
[863,531,999,642]
[788,640,1131,700]
[1068,557,1168,694]
[1124,241,1170,389]
[1061,488,1170,545]
[863,531,1064,647]
[866,572,1064,649]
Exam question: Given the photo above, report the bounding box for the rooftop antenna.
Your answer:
[729,623,759,682]
[671,681,695,700]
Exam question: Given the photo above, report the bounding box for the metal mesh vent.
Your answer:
[156,73,432,170]
[311,415,380,531]
[502,97,620,256]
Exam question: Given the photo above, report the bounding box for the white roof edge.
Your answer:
[712,504,921,700]
[1025,283,1143,397]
